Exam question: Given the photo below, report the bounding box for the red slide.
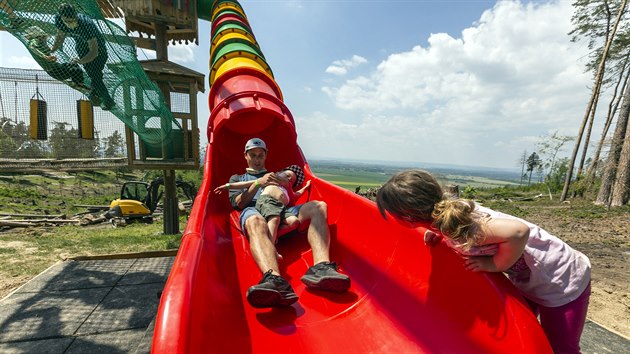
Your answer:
[151,1,552,352]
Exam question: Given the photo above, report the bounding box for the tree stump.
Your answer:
[445,184,460,199]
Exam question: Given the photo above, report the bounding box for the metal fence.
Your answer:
[0,66,129,171]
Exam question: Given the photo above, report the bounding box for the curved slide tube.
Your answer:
[152,0,552,352]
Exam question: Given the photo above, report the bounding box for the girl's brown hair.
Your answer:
[376,169,484,249]
[376,169,443,222]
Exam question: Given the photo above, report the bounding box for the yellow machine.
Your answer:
[109,199,152,215]
[106,178,196,227]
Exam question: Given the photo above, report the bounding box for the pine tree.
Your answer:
[105,130,124,157]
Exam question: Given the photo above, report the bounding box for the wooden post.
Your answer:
[155,21,179,235]
[163,169,179,235]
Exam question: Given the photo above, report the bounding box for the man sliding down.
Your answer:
[219,138,350,308]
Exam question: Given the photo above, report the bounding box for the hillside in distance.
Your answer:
[309,159,522,189]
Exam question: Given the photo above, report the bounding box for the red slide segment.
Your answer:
[152,1,552,352]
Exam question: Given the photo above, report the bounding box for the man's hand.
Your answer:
[45,55,57,62]
[423,230,442,246]
[273,171,289,185]
[463,256,497,272]
[70,57,82,64]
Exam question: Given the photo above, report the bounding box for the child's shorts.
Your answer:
[239,200,303,235]
[255,194,293,221]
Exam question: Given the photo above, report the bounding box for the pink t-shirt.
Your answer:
[446,204,591,307]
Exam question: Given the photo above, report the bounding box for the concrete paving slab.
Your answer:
[118,257,174,285]
[0,257,174,353]
[15,259,136,293]
[581,319,630,354]
[0,337,74,354]
[0,288,109,342]
[135,318,156,354]
[65,328,147,353]
[76,282,164,335]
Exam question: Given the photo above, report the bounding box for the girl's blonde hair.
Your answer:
[432,199,485,250]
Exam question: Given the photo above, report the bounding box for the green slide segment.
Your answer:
[0,0,180,145]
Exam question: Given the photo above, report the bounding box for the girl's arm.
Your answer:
[464,218,529,272]
[293,180,311,198]
[288,180,311,204]
[213,180,255,194]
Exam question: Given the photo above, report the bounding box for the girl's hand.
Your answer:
[304,180,311,188]
[424,230,442,246]
[463,256,497,272]
[213,184,229,194]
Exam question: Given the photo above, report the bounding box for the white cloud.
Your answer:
[168,44,195,63]
[286,0,304,10]
[296,111,483,165]
[325,55,368,76]
[325,65,348,76]
[137,47,156,60]
[136,43,194,63]
[314,1,593,168]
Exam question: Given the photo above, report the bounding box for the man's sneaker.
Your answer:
[301,261,350,293]
[246,270,298,308]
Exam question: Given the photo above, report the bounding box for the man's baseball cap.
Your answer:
[244,138,267,152]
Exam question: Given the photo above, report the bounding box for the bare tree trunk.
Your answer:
[610,116,630,206]
[596,81,630,205]
[561,0,628,201]
[578,83,603,176]
[588,59,630,183]
[519,150,527,185]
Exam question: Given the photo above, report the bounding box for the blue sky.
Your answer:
[1,0,594,169]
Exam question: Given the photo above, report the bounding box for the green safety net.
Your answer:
[0,0,181,145]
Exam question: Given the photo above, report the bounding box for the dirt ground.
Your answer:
[513,202,630,339]
[0,201,629,340]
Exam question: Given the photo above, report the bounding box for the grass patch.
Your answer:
[480,200,530,218]
[0,221,183,278]
[0,170,196,289]
[312,168,391,191]
[549,201,630,219]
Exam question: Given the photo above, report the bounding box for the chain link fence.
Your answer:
[0,67,129,171]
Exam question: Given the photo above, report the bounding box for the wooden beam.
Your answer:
[131,37,157,51]
[0,213,65,219]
